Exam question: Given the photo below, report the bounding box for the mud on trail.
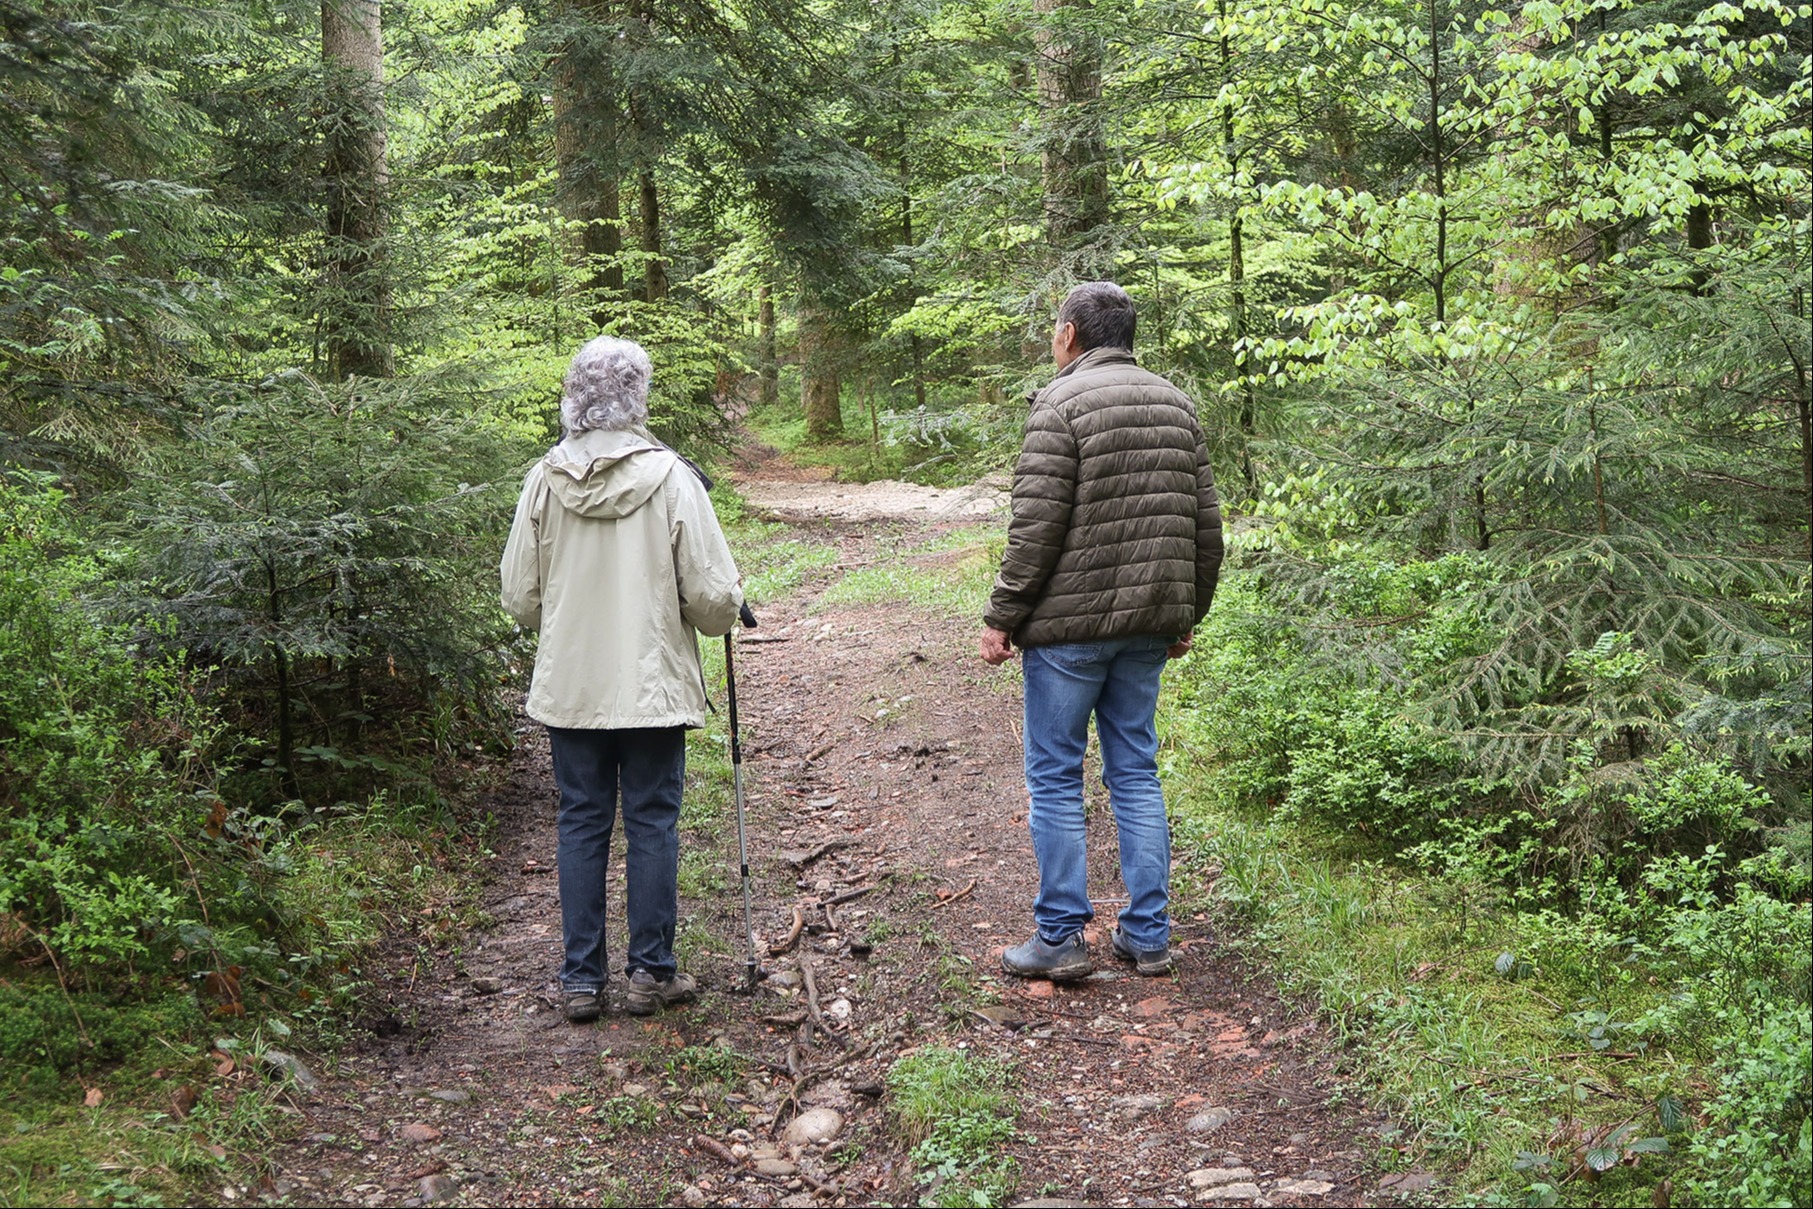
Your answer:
[258,453,1412,1209]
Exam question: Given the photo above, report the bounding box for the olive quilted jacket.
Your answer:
[984,346,1223,647]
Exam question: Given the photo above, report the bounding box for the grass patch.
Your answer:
[0,989,312,1206]
[819,526,1002,618]
[887,1047,1020,1207]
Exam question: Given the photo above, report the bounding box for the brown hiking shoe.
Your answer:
[624,969,697,1016]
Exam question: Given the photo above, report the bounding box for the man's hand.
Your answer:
[1167,632,1194,659]
[979,626,1016,666]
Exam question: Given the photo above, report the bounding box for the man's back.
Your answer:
[986,346,1223,648]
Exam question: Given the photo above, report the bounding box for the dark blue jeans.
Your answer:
[546,726,686,991]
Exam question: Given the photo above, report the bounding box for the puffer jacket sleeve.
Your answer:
[668,466,743,638]
[1193,427,1224,625]
[500,465,546,630]
[985,400,1078,635]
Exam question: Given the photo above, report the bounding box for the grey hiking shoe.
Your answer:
[1110,926,1175,976]
[562,987,602,1023]
[624,969,697,1016]
[1001,933,1093,981]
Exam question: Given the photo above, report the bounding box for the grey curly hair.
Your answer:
[560,336,652,434]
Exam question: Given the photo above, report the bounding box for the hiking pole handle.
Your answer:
[738,602,758,629]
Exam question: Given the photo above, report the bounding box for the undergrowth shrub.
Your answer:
[1167,550,1812,1203]
[1683,999,1813,1207]
[1,477,220,976]
[2,479,473,1079]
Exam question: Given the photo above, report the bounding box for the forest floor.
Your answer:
[254,441,1427,1209]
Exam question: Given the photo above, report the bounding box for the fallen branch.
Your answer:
[769,906,805,956]
[797,1169,838,1196]
[930,879,976,909]
[805,740,837,762]
[693,1135,739,1167]
[729,1050,794,1077]
[825,884,875,906]
[799,953,847,1049]
[785,838,857,869]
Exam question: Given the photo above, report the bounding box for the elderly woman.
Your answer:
[501,336,743,1021]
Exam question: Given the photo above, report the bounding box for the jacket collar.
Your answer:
[1030,345,1136,402]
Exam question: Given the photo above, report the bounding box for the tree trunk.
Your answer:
[639,167,668,303]
[1033,0,1109,276]
[552,3,625,330]
[1219,0,1258,502]
[321,0,391,380]
[757,283,778,408]
[900,139,927,409]
[800,302,843,439]
[1594,10,1618,264]
[1686,195,1714,295]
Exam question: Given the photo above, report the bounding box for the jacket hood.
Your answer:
[542,427,673,519]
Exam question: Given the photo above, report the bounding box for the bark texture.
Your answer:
[1033,0,1109,275]
[321,0,391,380]
[800,303,843,439]
[553,1,626,328]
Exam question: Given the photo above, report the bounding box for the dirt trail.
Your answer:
[257,447,1411,1209]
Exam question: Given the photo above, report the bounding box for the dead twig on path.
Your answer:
[797,1169,838,1196]
[799,954,847,1049]
[730,1050,794,1077]
[785,838,857,869]
[825,884,875,906]
[1025,1030,1118,1048]
[930,879,976,909]
[693,1135,739,1167]
[806,741,837,762]
[769,906,805,956]
[785,1037,803,1078]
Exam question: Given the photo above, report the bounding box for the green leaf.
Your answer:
[1585,1146,1622,1172]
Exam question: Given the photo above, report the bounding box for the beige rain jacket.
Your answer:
[500,427,742,729]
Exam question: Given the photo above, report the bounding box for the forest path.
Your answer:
[258,443,1412,1209]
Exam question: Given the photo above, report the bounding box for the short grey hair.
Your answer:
[1058,281,1136,352]
[560,336,652,433]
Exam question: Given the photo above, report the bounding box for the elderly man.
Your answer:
[501,336,743,1021]
[980,282,1223,981]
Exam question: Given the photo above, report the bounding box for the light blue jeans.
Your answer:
[546,726,686,991]
[1022,636,1172,952]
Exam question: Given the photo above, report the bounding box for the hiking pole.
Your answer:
[726,601,762,992]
